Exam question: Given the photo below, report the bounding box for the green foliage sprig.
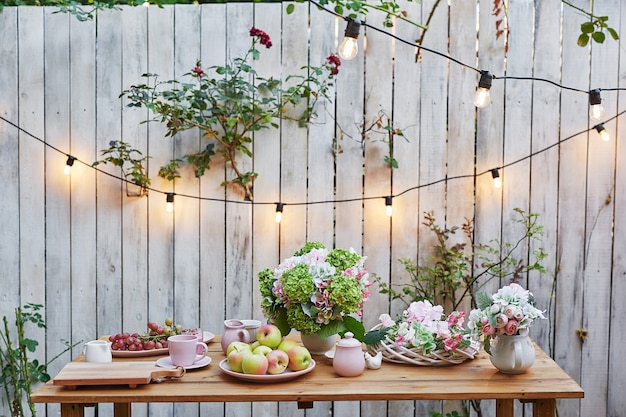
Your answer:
[0,304,78,417]
[92,140,151,196]
[376,208,547,312]
[119,28,339,200]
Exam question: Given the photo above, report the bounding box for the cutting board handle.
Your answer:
[151,366,186,383]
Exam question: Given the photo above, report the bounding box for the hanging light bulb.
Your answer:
[473,71,493,108]
[338,18,361,61]
[595,123,610,142]
[491,168,502,188]
[588,89,605,121]
[166,193,175,213]
[385,196,393,217]
[275,203,284,223]
[64,155,76,175]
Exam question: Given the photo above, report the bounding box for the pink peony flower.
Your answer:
[379,313,396,327]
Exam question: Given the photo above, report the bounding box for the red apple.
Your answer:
[227,348,253,373]
[266,349,290,374]
[287,346,312,371]
[256,324,282,349]
[241,352,269,375]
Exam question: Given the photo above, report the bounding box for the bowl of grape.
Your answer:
[108,318,204,357]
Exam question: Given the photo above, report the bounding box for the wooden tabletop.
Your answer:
[31,335,583,408]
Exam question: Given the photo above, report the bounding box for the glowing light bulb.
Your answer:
[595,124,610,142]
[166,193,174,213]
[338,18,361,61]
[491,169,502,188]
[473,71,493,108]
[64,155,75,175]
[385,196,393,217]
[275,203,284,223]
[589,89,605,121]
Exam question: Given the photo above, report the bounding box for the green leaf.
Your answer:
[476,292,492,310]
[577,34,590,47]
[581,21,595,34]
[342,316,365,341]
[592,31,606,43]
[608,27,620,40]
[364,326,390,347]
[286,3,295,14]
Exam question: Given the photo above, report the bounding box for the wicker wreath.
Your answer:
[366,324,481,366]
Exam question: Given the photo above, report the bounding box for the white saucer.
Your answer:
[156,355,212,370]
[324,350,335,359]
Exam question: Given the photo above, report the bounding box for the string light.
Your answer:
[275,202,284,223]
[64,155,76,175]
[166,193,175,212]
[384,196,393,217]
[491,169,502,188]
[594,123,610,142]
[3,5,626,214]
[473,71,493,108]
[338,18,360,61]
[589,89,605,121]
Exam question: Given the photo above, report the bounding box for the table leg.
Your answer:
[114,402,132,417]
[496,399,514,417]
[60,404,84,417]
[533,399,555,417]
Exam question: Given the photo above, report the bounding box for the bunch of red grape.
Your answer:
[109,318,189,351]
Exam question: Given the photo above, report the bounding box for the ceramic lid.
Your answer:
[336,332,361,348]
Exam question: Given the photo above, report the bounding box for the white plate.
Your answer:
[156,355,212,370]
[219,359,316,382]
[111,331,215,357]
[324,350,335,359]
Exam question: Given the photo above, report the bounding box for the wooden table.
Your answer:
[31,336,583,417]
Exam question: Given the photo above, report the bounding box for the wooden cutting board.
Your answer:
[53,361,184,389]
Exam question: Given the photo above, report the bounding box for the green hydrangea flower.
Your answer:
[294,241,326,256]
[327,274,362,313]
[281,263,314,303]
[287,305,321,335]
[258,268,275,298]
[326,248,361,271]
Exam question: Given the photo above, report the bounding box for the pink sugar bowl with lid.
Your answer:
[332,332,365,377]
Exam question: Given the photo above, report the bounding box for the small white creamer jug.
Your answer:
[83,340,113,363]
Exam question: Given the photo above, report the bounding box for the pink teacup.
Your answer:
[167,334,208,366]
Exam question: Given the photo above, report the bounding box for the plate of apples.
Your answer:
[220,324,315,382]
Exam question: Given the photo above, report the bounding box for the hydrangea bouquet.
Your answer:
[259,242,371,340]
[467,283,546,354]
[366,300,473,357]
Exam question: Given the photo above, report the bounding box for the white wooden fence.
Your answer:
[1,1,625,416]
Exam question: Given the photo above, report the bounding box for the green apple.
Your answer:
[241,352,269,375]
[250,341,261,351]
[252,345,273,356]
[277,339,299,353]
[227,348,253,373]
[287,346,312,371]
[266,349,289,374]
[226,341,252,356]
[256,324,282,349]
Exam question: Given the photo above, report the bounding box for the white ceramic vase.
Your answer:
[301,333,337,354]
[489,334,536,374]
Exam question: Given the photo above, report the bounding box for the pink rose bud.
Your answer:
[504,319,519,335]
[503,305,516,319]
[482,324,496,335]
[495,313,509,328]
